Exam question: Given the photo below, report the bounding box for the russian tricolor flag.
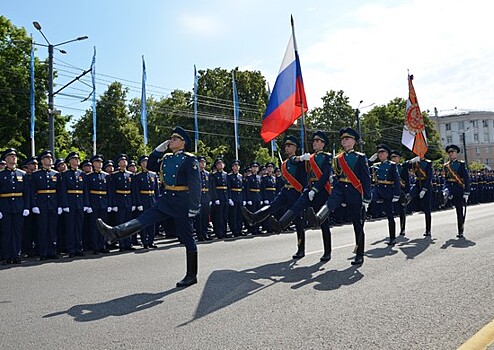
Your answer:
[261,26,308,143]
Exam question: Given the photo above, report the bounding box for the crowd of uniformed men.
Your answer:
[1,127,494,270]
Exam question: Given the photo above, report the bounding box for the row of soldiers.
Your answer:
[1,127,491,270]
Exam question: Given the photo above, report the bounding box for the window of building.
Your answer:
[476,147,480,155]
[445,123,451,131]
[474,133,479,143]
[460,134,464,143]
[483,120,488,128]
[472,120,478,128]
[485,132,490,143]
[486,146,490,154]
[446,136,452,144]
[458,121,464,130]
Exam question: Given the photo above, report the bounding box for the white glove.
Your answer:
[137,205,144,211]
[260,201,264,206]
[83,206,89,212]
[228,199,234,206]
[341,203,347,207]
[463,194,469,201]
[0,212,2,220]
[299,153,311,161]
[132,206,136,212]
[107,207,113,213]
[155,139,170,152]
[112,206,118,212]
[308,190,316,201]
[23,209,30,217]
[215,200,220,205]
[392,196,399,202]
[419,189,426,199]
[57,207,63,215]
[363,201,370,211]
[188,209,199,218]
[63,207,69,213]
[32,207,40,214]
[209,201,212,206]
[242,201,247,206]
[410,156,421,163]
[264,200,269,205]
[369,153,378,162]
[247,201,252,206]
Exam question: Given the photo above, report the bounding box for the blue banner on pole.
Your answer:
[141,55,148,145]
[232,72,240,150]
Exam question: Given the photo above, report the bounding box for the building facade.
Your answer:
[431,109,494,168]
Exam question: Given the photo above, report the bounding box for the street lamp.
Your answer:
[32,21,88,157]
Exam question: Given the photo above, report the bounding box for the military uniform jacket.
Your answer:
[133,170,159,208]
[281,156,308,193]
[109,169,134,208]
[227,172,243,203]
[309,151,333,194]
[333,150,372,201]
[260,175,277,201]
[60,168,87,210]
[199,169,212,204]
[406,159,432,192]
[30,168,62,211]
[0,167,30,213]
[85,170,111,210]
[371,160,401,200]
[244,173,262,202]
[210,171,228,202]
[444,160,470,196]
[397,163,410,193]
[148,149,200,217]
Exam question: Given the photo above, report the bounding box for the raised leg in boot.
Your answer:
[97,219,142,244]
[268,210,296,234]
[241,205,271,226]
[306,204,330,229]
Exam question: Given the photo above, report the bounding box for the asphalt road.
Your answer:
[1,203,493,349]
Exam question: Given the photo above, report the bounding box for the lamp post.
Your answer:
[32,21,88,157]
[355,100,363,152]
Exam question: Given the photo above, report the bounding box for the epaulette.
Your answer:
[163,152,173,157]
[184,152,196,157]
[389,160,396,165]
[424,159,432,163]
[16,169,27,175]
[355,151,365,156]
[458,160,465,163]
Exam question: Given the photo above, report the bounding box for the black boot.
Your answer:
[268,210,295,234]
[241,205,271,226]
[387,219,396,245]
[320,229,331,261]
[423,213,432,236]
[292,227,305,259]
[97,219,142,244]
[457,215,464,237]
[351,255,364,265]
[399,211,406,235]
[176,251,198,288]
[306,205,330,229]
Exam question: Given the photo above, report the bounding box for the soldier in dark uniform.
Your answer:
[406,153,433,236]
[368,144,400,245]
[227,160,244,237]
[21,156,39,258]
[194,156,212,241]
[126,159,140,247]
[109,154,135,251]
[85,154,112,254]
[244,161,263,235]
[60,152,87,257]
[210,158,229,239]
[104,160,114,175]
[30,150,62,260]
[133,155,159,248]
[97,126,201,287]
[306,128,371,265]
[389,150,410,236]
[81,159,93,174]
[0,148,30,264]
[53,158,67,254]
[443,144,470,237]
[242,136,308,258]
[260,162,277,233]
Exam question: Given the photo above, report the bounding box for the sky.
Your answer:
[3,0,494,124]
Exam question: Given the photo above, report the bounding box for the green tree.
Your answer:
[72,82,145,161]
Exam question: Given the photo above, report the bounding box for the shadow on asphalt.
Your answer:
[397,236,436,260]
[179,259,363,326]
[440,237,476,250]
[42,288,179,322]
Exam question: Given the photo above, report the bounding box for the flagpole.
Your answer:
[291,15,307,154]
[91,46,97,155]
[194,65,199,153]
[232,71,239,160]
[30,35,36,157]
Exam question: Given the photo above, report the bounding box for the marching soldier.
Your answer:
[30,150,62,260]
[194,156,212,241]
[389,150,410,236]
[227,160,244,237]
[368,144,400,245]
[110,154,135,251]
[210,158,229,239]
[97,126,201,287]
[443,144,470,237]
[60,152,88,257]
[133,155,159,248]
[21,156,39,258]
[406,153,433,237]
[85,154,112,254]
[306,128,371,265]
[54,158,67,254]
[0,148,30,264]
[242,136,307,259]
[244,161,262,235]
